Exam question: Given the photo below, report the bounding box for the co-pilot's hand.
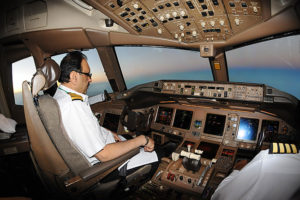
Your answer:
[144,137,155,152]
[112,132,121,142]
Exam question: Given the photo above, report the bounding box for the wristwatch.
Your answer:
[144,136,149,146]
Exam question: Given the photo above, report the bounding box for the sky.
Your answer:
[12,35,300,104]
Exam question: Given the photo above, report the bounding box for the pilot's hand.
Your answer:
[234,159,248,170]
[144,137,155,152]
[112,132,121,142]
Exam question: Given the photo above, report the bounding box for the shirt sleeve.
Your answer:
[59,100,107,158]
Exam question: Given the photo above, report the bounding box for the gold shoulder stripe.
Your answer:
[68,92,83,101]
[285,143,291,154]
[291,144,298,154]
[270,142,299,154]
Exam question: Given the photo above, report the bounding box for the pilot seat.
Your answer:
[22,58,151,199]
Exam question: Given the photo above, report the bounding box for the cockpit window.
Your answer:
[52,49,112,96]
[115,46,212,89]
[227,35,300,99]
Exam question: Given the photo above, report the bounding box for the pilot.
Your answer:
[53,51,159,184]
[211,133,300,200]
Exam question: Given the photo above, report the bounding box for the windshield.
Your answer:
[115,46,213,89]
[227,35,300,99]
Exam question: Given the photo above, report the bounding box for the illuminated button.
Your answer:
[172,11,178,17]
[133,3,139,9]
[180,10,186,16]
[159,16,165,21]
[234,18,240,25]
[192,30,197,36]
[166,13,170,18]
[179,25,184,30]
[210,21,215,27]
[174,33,178,38]
[253,6,258,13]
[157,28,162,34]
[219,20,225,26]
[181,32,185,37]
[201,22,206,28]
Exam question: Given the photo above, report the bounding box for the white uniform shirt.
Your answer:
[54,85,115,165]
[212,149,300,200]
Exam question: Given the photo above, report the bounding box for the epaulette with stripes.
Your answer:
[68,92,83,101]
[269,143,299,154]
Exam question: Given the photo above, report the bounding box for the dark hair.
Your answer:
[59,51,87,83]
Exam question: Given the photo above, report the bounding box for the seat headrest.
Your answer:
[31,58,60,97]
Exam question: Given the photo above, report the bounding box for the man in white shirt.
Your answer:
[54,51,158,172]
[212,142,300,200]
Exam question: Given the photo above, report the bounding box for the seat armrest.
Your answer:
[79,148,139,181]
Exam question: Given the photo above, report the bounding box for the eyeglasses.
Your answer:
[75,70,92,78]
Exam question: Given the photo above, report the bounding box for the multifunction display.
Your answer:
[156,107,173,125]
[173,109,193,130]
[204,114,226,136]
[237,117,259,142]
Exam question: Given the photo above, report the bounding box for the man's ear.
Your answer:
[69,71,78,83]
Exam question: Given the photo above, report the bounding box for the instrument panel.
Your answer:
[161,80,264,102]
[95,0,264,43]
[151,103,293,149]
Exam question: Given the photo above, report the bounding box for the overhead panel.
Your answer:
[100,0,263,43]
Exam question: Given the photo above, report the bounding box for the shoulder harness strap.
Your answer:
[269,143,299,154]
[68,92,83,102]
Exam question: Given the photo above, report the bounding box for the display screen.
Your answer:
[102,113,120,133]
[197,142,220,159]
[204,113,226,136]
[155,107,173,125]
[237,118,259,141]
[261,120,279,142]
[173,109,193,130]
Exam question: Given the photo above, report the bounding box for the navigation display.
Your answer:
[155,107,173,125]
[173,109,193,130]
[204,113,226,136]
[237,117,259,141]
[102,113,120,133]
[261,120,279,142]
[197,142,220,160]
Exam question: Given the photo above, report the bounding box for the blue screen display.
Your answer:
[237,118,259,141]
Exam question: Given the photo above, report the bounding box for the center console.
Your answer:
[155,140,236,196]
